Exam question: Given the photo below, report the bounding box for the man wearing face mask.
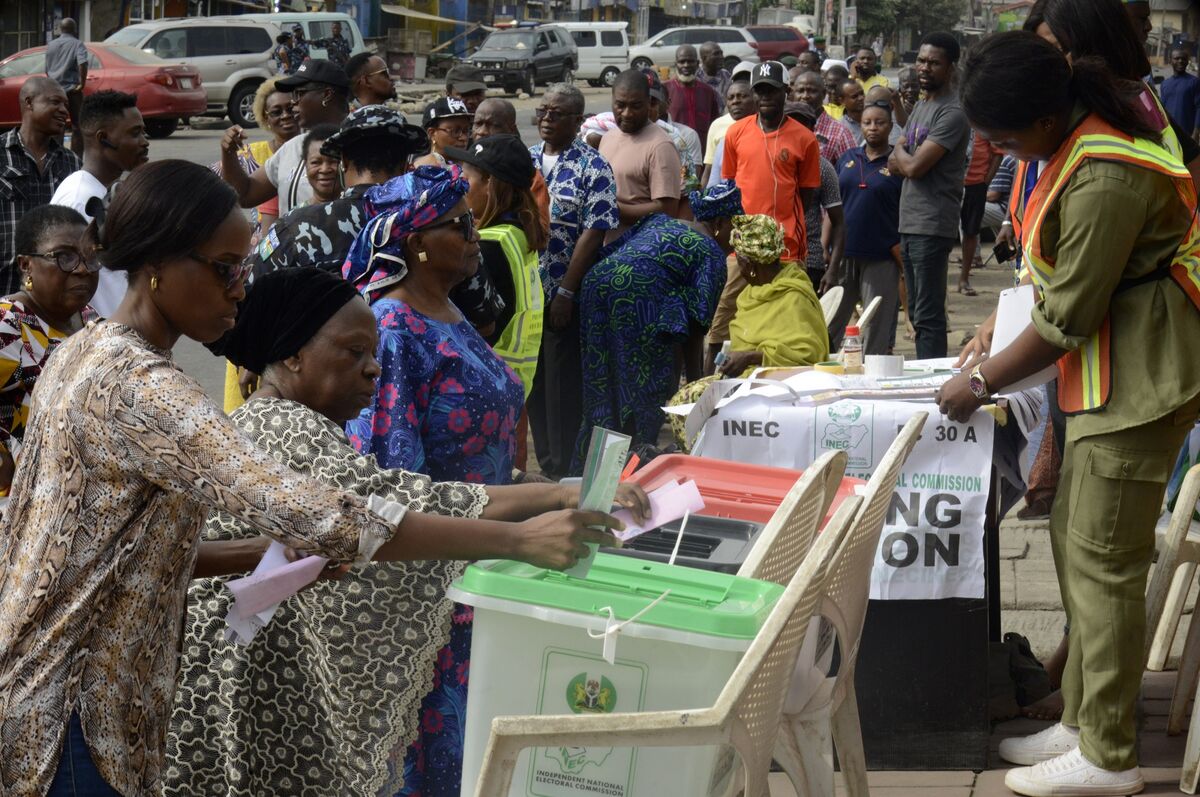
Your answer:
[50,90,150,317]
[665,44,721,158]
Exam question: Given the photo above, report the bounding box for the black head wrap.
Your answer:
[209,267,360,374]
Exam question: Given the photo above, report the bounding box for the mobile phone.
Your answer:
[993,239,1016,263]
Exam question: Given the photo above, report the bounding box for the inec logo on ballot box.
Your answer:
[567,672,617,713]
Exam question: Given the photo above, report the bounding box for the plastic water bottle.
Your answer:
[714,340,732,369]
[842,325,863,373]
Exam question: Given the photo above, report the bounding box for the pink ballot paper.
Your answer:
[223,542,328,645]
[611,479,705,541]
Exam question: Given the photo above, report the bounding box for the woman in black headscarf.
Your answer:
[170,268,648,797]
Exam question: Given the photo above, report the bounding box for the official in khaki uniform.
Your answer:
[937,33,1200,797]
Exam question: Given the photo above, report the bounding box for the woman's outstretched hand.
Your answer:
[512,509,624,570]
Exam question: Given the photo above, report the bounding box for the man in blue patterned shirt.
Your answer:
[527,82,619,477]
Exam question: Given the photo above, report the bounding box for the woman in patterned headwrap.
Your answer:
[717,214,830,377]
[168,267,647,797]
[574,181,741,466]
[342,165,522,797]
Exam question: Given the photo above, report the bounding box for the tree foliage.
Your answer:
[851,0,964,40]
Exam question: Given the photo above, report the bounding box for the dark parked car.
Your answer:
[469,24,577,96]
[0,44,205,137]
[746,25,810,61]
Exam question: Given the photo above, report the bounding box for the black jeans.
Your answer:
[528,307,584,478]
[900,233,956,359]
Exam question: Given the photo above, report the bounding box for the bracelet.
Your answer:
[1000,220,1012,227]
[556,287,576,299]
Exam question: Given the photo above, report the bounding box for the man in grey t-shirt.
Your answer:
[888,31,969,359]
[45,18,90,157]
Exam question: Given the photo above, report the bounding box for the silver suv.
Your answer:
[106,18,280,128]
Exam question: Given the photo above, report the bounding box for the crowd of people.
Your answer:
[1,0,1199,794]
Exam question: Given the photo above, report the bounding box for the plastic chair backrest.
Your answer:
[1145,463,1200,656]
[856,295,883,334]
[737,449,847,585]
[820,286,844,327]
[716,494,861,790]
[824,412,927,704]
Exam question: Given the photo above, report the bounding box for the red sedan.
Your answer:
[0,43,205,138]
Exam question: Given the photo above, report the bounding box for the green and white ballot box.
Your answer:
[449,552,783,797]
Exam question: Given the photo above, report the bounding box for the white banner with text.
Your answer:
[693,397,992,600]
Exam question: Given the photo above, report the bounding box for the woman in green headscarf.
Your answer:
[717,214,830,376]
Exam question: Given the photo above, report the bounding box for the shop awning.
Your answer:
[381,4,495,28]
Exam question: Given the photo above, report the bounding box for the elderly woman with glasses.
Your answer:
[0,205,99,495]
[344,165,529,797]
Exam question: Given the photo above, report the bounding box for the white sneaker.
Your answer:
[999,723,1080,765]
[1004,747,1144,797]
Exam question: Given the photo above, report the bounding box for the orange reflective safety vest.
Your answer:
[1014,113,1200,415]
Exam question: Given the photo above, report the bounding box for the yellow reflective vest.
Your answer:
[481,223,544,400]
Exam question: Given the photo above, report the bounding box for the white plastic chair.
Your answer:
[1146,499,1200,673]
[737,449,848,585]
[820,286,844,327]
[773,412,930,797]
[855,295,883,338]
[1143,465,1200,792]
[472,494,865,797]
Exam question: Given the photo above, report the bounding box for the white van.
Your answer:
[557,22,628,87]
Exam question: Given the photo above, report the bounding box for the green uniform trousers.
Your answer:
[1052,393,1200,770]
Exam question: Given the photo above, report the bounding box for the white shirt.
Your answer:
[263,135,312,216]
[50,169,126,318]
[540,152,559,179]
[670,119,703,173]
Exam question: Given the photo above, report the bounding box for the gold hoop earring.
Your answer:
[417,250,428,263]
[150,275,159,292]
[23,276,32,291]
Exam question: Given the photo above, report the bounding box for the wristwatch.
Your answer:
[968,364,991,400]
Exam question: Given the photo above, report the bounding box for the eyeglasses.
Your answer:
[534,107,576,122]
[290,86,324,101]
[266,104,297,119]
[364,67,389,78]
[434,124,471,139]
[21,249,101,273]
[424,210,475,240]
[188,250,254,290]
[865,100,892,110]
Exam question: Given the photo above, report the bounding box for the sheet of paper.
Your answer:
[226,553,328,617]
[223,541,328,644]
[992,284,1057,392]
[611,480,706,541]
[565,426,631,578]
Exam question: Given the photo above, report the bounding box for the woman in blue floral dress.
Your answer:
[574,182,742,468]
[344,167,523,796]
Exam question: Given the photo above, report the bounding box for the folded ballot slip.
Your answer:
[611,479,705,542]
[223,542,328,645]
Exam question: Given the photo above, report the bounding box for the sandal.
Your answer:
[958,282,978,297]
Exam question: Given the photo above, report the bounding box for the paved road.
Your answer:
[153,86,616,401]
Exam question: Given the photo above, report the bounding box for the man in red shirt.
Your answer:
[666,44,722,159]
[958,129,1002,296]
[722,60,821,263]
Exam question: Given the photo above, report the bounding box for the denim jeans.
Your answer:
[47,713,121,797]
[900,233,956,359]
